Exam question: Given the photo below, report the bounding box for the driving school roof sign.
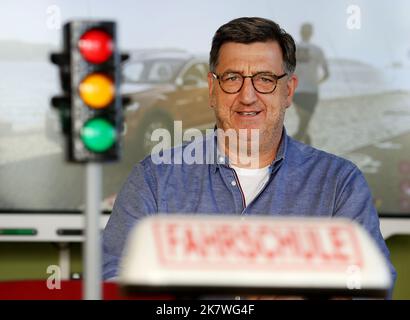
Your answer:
[119,215,391,298]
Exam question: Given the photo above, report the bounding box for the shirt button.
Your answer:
[218,156,225,163]
[231,180,236,186]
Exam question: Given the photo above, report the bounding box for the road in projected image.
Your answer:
[0,59,409,214]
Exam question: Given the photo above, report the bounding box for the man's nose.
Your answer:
[238,77,258,105]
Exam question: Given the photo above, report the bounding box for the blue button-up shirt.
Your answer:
[103,128,396,296]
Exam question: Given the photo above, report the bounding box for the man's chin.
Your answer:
[216,122,264,141]
[234,126,263,137]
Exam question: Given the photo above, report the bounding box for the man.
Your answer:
[103,17,396,297]
[293,22,329,145]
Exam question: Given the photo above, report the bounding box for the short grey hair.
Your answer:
[209,17,296,75]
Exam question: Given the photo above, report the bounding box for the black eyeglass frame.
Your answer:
[211,71,287,94]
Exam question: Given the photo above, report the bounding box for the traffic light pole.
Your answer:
[84,163,103,300]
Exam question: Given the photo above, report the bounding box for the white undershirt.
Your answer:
[230,165,270,206]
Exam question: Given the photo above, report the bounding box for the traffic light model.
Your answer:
[51,21,127,162]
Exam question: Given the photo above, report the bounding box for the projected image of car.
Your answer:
[121,50,213,156]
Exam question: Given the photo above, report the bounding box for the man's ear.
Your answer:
[285,73,298,108]
[208,72,215,108]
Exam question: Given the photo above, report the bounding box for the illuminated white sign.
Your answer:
[119,215,391,297]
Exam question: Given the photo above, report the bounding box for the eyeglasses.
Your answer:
[211,71,287,94]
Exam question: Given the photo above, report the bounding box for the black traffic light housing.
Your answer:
[51,21,128,163]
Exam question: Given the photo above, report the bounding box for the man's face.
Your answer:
[208,41,297,146]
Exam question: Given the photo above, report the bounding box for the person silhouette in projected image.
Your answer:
[293,23,329,145]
